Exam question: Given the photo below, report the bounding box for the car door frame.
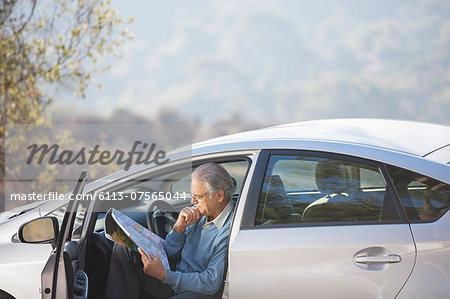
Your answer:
[42,170,88,299]
[73,150,259,298]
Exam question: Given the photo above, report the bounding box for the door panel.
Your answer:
[229,225,415,298]
[42,171,88,299]
[396,213,450,298]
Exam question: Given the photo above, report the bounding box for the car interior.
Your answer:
[301,161,381,223]
[82,159,250,299]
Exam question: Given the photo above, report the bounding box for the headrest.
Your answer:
[267,175,287,199]
[315,161,347,194]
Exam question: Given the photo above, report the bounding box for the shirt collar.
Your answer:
[202,200,234,230]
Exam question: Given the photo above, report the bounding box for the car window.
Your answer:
[387,165,450,221]
[94,159,250,232]
[255,154,396,226]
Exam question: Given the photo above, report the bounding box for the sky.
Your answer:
[50,0,450,125]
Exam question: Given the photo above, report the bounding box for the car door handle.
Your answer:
[354,254,401,264]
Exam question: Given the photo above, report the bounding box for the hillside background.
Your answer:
[3,0,450,212]
[47,0,450,126]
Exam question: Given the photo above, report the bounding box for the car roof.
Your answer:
[193,119,449,159]
[85,119,449,193]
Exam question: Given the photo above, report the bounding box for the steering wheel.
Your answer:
[146,200,178,239]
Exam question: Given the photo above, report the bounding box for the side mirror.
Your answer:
[18,216,59,244]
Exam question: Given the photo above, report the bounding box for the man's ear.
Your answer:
[216,190,225,203]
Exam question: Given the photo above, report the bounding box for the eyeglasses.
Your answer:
[190,192,208,201]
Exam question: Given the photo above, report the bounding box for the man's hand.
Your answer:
[138,248,167,282]
[173,206,201,233]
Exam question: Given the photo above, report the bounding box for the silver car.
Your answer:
[2,119,449,299]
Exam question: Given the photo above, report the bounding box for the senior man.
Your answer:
[105,163,236,299]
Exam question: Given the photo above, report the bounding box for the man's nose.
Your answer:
[191,197,197,205]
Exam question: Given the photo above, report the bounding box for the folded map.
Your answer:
[105,208,170,270]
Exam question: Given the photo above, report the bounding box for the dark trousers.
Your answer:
[104,243,217,299]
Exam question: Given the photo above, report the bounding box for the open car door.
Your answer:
[41,170,88,299]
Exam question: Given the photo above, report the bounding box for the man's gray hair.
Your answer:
[192,163,236,199]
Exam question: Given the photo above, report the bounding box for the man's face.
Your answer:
[190,178,216,217]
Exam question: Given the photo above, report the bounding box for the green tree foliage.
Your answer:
[0,0,133,124]
[0,0,133,211]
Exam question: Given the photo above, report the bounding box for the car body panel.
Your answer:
[424,144,450,165]
[194,119,449,158]
[0,240,52,298]
[229,224,416,299]
[397,211,450,299]
[0,201,47,224]
[0,201,65,298]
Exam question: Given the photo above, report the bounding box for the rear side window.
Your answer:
[387,166,450,222]
[255,155,399,226]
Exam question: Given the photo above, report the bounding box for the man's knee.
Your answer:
[111,244,142,272]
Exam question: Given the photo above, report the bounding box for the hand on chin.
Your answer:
[194,206,205,217]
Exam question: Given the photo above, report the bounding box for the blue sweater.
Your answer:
[164,207,233,295]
